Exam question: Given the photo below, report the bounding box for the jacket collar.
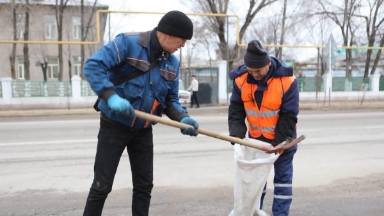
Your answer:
[138,29,169,62]
[138,30,151,47]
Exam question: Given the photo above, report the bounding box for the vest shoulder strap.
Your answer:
[280,75,296,93]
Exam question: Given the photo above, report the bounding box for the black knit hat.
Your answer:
[244,40,271,68]
[157,10,193,40]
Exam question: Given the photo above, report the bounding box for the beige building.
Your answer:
[0,0,108,81]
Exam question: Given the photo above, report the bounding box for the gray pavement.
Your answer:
[1,109,384,215]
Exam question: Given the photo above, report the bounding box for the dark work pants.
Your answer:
[190,91,199,108]
[83,114,154,216]
[260,145,297,216]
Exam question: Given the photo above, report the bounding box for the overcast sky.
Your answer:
[98,0,188,12]
[96,0,187,40]
[94,0,321,61]
[96,0,206,60]
[98,0,190,34]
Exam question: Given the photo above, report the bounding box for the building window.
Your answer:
[72,17,81,39]
[44,15,57,39]
[48,57,59,79]
[16,14,25,39]
[73,56,82,76]
[17,57,25,79]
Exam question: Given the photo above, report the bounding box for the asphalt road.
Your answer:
[0,108,383,216]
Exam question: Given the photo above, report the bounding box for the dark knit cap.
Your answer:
[244,40,271,68]
[157,10,193,40]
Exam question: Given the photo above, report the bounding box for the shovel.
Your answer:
[135,110,305,153]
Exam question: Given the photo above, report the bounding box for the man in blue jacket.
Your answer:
[228,40,299,216]
[82,11,199,216]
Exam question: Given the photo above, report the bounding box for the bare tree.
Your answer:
[81,0,84,79]
[370,32,384,72]
[277,0,288,59]
[81,0,98,80]
[9,0,17,79]
[193,20,217,76]
[183,0,278,70]
[353,0,384,104]
[303,14,335,101]
[246,19,276,48]
[33,45,49,81]
[275,0,310,58]
[185,39,198,72]
[23,0,30,80]
[361,0,384,78]
[63,24,72,79]
[68,53,72,79]
[247,0,310,61]
[55,0,69,81]
[317,0,363,80]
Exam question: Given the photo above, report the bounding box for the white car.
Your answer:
[178,79,191,105]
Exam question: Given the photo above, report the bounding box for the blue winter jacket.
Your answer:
[84,30,188,130]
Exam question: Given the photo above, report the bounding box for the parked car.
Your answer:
[178,79,191,105]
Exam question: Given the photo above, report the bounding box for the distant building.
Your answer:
[0,0,108,80]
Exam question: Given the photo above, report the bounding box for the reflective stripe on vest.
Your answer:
[235,72,295,139]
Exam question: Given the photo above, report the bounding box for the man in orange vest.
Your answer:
[228,40,299,216]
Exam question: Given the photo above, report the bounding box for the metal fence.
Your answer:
[332,77,371,91]
[0,81,2,98]
[228,77,324,93]
[11,81,72,97]
[81,81,97,96]
[227,77,375,93]
[297,77,324,92]
[4,76,382,99]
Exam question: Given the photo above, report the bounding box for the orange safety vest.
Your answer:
[235,73,295,139]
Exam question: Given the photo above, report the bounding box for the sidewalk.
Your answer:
[0,101,383,117]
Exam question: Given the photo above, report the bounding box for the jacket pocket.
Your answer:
[160,68,177,81]
[115,81,144,104]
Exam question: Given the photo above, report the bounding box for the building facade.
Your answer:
[0,0,108,81]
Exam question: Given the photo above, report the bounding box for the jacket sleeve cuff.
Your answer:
[101,88,116,101]
[229,134,245,139]
[271,114,297,146]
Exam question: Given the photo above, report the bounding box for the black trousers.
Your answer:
[83,114,154,216]
[190,91,199,107]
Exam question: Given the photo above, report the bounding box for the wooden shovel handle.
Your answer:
[134,110,304,151]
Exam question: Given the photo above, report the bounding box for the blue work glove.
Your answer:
[180,117,199,136]
[107,94,135,117]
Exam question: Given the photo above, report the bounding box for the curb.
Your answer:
[0,109,98,117]
[0,103,383,117]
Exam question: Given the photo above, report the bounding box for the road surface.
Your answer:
[0,108,383,216]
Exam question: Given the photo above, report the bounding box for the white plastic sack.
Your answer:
[229,138,279,216]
